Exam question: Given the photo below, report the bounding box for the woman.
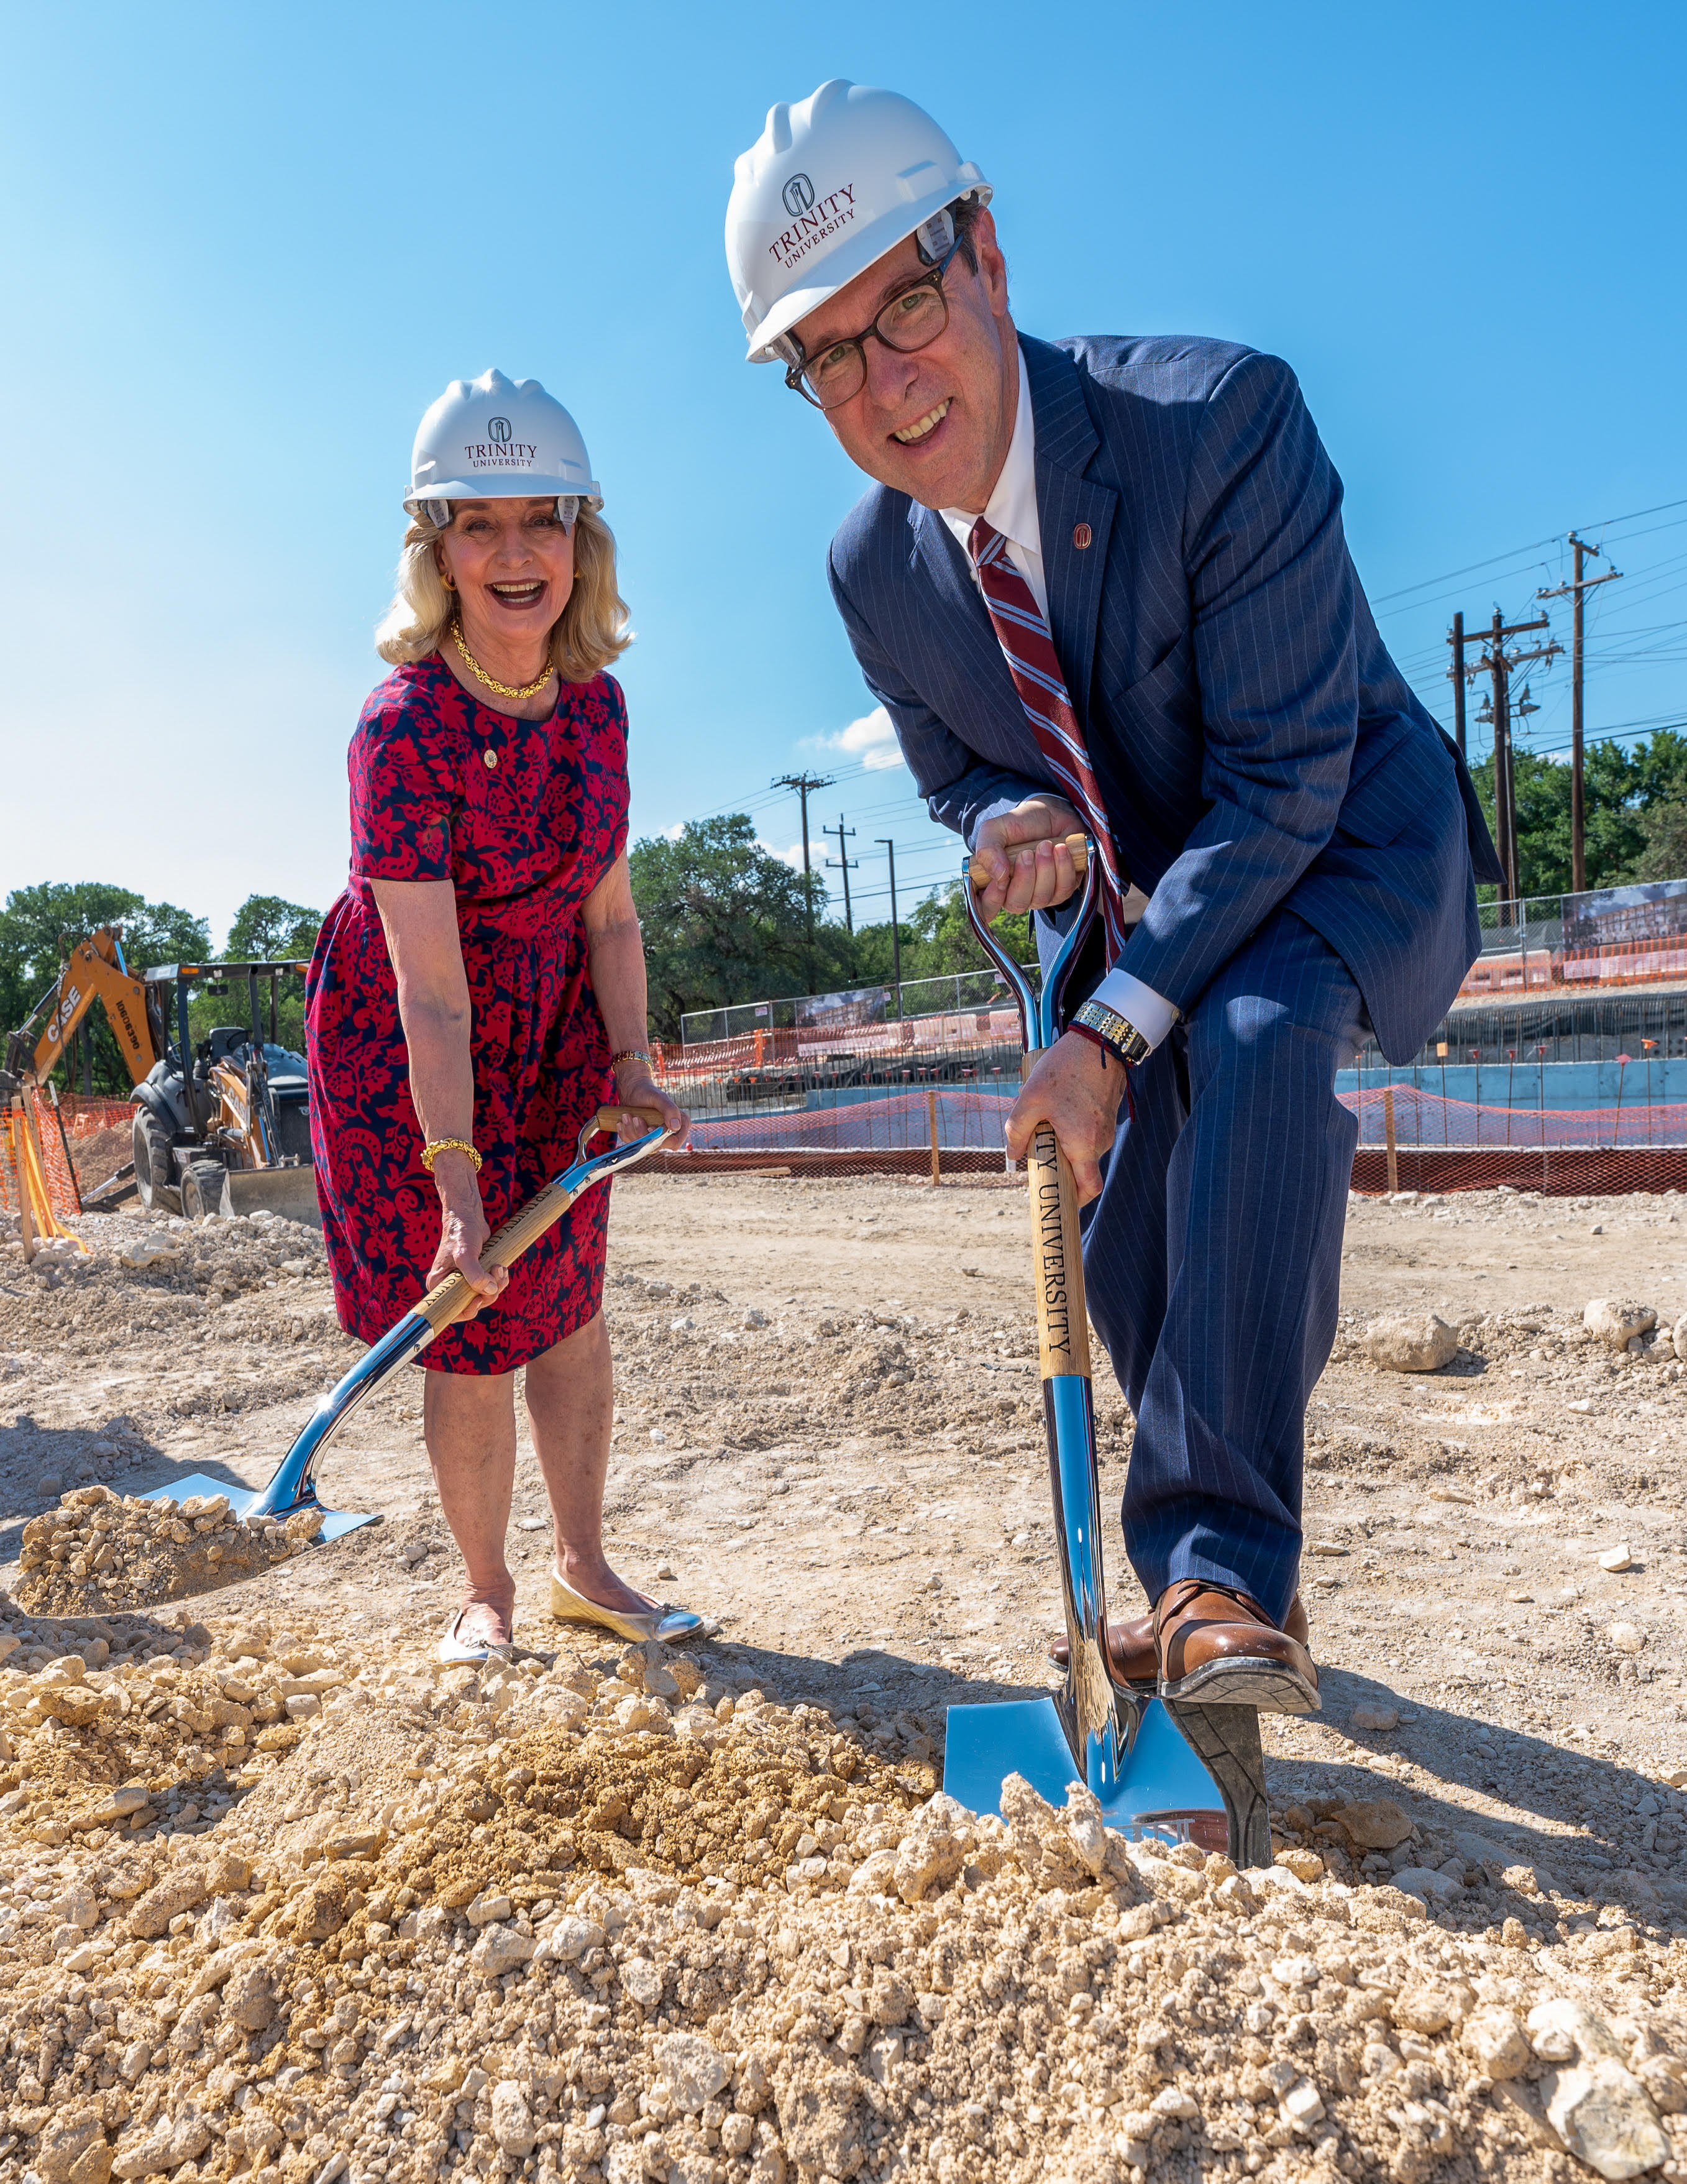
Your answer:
[306,367,697,1661]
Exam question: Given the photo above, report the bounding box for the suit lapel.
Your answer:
[1023,336,1118,732]
[905,497,1027,731]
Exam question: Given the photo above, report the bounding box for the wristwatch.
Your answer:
[1069,998,1153,1068]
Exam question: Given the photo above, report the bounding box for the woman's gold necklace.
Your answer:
[449,618,554,702]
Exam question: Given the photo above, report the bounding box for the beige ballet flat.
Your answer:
[549,1569,705,1646]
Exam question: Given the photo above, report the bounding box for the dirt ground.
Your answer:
[2,1175,1687,2183]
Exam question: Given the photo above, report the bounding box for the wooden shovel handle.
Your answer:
[967,833,1090,888]
[1024,1091,1092,1380]
[413,1108,669,1335]
[593,1102,668,1134]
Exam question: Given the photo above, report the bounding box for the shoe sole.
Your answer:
[1159,1657,1321,1715]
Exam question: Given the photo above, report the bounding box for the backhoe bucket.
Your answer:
[222,1165,322,1228]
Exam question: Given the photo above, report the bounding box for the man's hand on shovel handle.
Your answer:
[972,797,1085,920]
[1005,1034,1128,1205]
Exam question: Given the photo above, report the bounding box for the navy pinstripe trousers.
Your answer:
[1082,906,1363,1625]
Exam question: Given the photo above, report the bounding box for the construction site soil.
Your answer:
[4,1175,1687,2183]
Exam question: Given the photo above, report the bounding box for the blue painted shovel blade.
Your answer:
[944,1692,1228,1849]
[141,1471,377,1544]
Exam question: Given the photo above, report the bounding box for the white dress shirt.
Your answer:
[941,352,1176,1055]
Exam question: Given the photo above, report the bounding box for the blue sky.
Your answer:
[5,1,1684,945]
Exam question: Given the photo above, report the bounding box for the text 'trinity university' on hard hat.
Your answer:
[403,369,603,525]
[725,80,990,365]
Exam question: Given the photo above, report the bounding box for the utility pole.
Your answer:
[1452,609,1561,909]
[772,771,833,991]
[1538,535,1623,896]
[876,838,903,1014]
[1448,611,1468,759]
[823,815,859,933]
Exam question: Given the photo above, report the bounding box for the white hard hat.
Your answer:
[404,367,602,521]
[726,79,990,364]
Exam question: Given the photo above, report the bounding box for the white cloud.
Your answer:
[663,820,685,840]
[810,703,906,772]
[758,838,807,871]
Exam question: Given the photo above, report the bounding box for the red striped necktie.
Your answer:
[967,517,1128,963]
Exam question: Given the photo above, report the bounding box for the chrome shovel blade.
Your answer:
[943,1691,1231,1850]
[141,1471,377,1543]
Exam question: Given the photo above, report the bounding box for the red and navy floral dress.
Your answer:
[306,653,626,1373]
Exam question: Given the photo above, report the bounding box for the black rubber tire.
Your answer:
[132,1109,173,1213]
[181,1161,227,1223]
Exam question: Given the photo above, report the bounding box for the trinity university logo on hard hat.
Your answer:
[487,416,514,444]
[781,173,816,217]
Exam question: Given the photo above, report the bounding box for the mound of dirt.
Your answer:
[13,1484,324,1615]
[2,1613,1685,2184]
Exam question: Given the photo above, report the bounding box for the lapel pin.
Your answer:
[483,750,498,769]
[1072,523,1093,551]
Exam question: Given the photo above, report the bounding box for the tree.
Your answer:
[629,816,817,1039]
[0,881,211,1092]
[224,895,323,962]
[1472,730,1687,899]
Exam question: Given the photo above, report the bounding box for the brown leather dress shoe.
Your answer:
[1048,1592,1309,1689]
[1154,1579,1320,1714]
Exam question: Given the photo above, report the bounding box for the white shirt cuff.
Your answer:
[1089,967,1179,1055]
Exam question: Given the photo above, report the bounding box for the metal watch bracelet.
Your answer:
[1071,999,1153,1068]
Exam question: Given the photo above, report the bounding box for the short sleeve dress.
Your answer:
[305,653,628,1374]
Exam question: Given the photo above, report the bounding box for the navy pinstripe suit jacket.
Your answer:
[827,333,1500,1064]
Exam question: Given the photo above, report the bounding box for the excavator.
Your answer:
[5,929,319,1226]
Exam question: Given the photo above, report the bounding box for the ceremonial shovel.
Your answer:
[941,854,1271,1865]
[148,1105,674,1545]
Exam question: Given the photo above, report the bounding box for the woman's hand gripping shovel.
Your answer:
[941,851,1271,1865]
[147,1104,676,1546]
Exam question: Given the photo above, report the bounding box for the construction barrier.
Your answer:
[54,1093,137,1141]
[0,1088,86,1233]
[639,1082,1687,1196]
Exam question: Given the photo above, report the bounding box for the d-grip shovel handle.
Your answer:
[413,1104,669,1336]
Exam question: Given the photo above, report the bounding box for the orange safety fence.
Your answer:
[634,1081,1687,1197]
[1,1089,86,1232]
[1459,936,1687,998]
[56,1093,138,1140]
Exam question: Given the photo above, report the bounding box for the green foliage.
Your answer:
[629,816,820,1040]
[1470,731,1687,899]
[223,894,322,963]
[629,814,1038,1037]
[0,883,212,1093]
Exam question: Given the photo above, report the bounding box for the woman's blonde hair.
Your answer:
[375,502,631,682]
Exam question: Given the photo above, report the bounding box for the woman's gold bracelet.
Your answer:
[421,1137,482,1173]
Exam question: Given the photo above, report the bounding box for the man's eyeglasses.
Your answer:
[784,235,966,412]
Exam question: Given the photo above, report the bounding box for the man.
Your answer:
[725,81,1497,1714]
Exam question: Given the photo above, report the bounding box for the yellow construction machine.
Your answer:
[6,932,320,1226]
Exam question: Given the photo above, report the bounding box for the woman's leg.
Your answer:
[423,1368,519,1647]
[523,1311,656,1617]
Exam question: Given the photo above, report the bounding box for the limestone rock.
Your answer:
[1351,1702,1399,1731]
[621,1955,664,2008]
[1334,1797,1414,1851]
[34,2104,111,2184]
[490,2080,535,2157]
[1609,1621,1648,1656]
[1584,1298,1657,1352]
[1391,1865,1460,1902]
[775,2053,867,2181]
[469,1922,535,1977]
[893,1791,974,1903]
[1463,2008,1530,2080]
[111,2112,211,2178]
[222,1960,277,2032]
[127,1864,208,1940]
[1365,1313,1459,1372]
[655,2032,730,2114]
[1541,2060,1670,2180]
